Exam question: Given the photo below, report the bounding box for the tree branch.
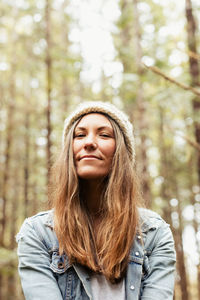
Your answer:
[142,63,200,98]
[166,125,200,152]
[177,132,200,152]
[188,50,200,61]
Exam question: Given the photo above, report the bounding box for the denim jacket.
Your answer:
[16,208,176,300]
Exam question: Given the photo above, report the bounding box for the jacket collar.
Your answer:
[44,209,54,229]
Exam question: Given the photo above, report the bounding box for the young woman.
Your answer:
[17,101,176,300]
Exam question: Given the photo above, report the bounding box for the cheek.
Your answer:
[104,141,116,158]
[73,140,81,156]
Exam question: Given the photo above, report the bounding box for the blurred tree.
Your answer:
[0,72,15,247]
[45,0,53,182]
[185,0,200,298]
[133,0,151,206]
[158,103,189,300]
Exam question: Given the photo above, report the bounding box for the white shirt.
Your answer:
[91,274,125,300]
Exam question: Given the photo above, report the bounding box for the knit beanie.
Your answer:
[62,101,135,162]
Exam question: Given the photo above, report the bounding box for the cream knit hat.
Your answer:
[63,101,135,162]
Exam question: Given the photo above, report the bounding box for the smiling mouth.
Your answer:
[80,155,101,160]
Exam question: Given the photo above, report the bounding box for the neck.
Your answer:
[80,178,105,216]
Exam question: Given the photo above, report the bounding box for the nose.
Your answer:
[84,134,97,150]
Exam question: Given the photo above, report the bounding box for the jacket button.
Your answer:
[135,251,139,256]
[130,285,135,290]
[137,235,141,240]
[58,262,64,269]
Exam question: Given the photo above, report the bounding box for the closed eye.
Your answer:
[99,130,114,138]
[74,133,85,138]
[100,133,112,137]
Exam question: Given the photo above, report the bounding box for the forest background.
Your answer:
[0,0,200,299]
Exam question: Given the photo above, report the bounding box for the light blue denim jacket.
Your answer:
[16,208,176,300]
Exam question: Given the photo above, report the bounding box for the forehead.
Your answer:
[76,113,112,128]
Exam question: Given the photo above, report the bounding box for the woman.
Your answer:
[17,101,176,300]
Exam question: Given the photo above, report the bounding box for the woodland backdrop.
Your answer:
[0,0,200,299]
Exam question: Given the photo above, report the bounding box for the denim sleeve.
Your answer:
[16,219,63,300]
[141,222,176,300]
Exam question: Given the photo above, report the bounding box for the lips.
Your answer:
[79,155,101,160]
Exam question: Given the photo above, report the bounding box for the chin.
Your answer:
[78,173,106,180]
[76,166,109,180]
[77,170,108,180]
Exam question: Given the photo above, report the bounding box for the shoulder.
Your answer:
[138,207,166,233]
[18,210,54,231]
[138,208,175,255]
[16,210,57,249]
[28,210,54,227]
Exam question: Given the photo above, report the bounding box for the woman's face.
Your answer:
[73,113,116,180]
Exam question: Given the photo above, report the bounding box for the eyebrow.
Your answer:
[75,126,113,131]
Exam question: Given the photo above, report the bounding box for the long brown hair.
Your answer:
[49,114,142,283]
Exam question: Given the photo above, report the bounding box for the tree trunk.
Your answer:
[24,110,30,218]
[158,105,189,300]
[157,106,172,224]
[132,0,151,207]
[7,268,16,300]
[185,1,200,298]
[9,178,19,249]
[187,149,200,299]
[0,95,15,246]
[31,143,39,215]
[45,0,52,183]
[174,195,189,300]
